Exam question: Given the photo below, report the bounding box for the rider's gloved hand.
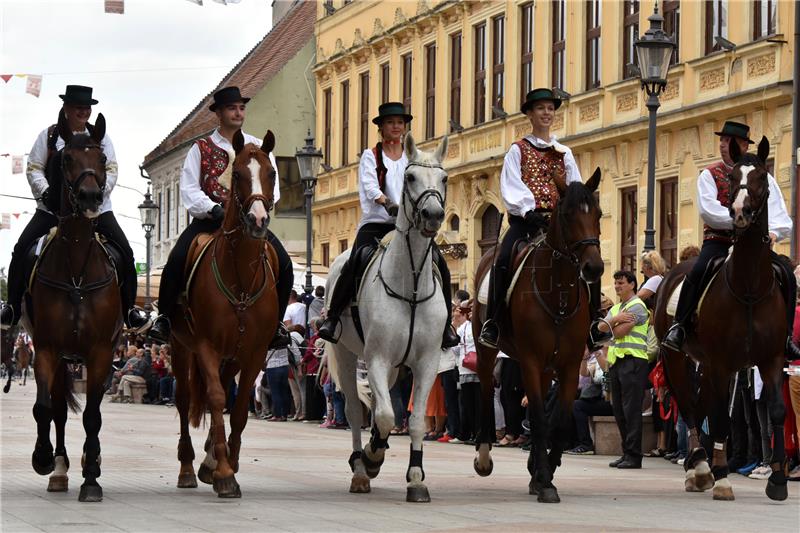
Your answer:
[209,204,224,221]
[383,198,399,217]
[524,210,548,231]
[40,188,57,212]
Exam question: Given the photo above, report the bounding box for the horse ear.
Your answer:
[92,113,106,143]
[728,136,743,164]
[757,136,769,165]
[57,109,72,144]
[261,130,275,155]
[232,129,245,155]
[404,132,418,160]
[434,135,449,162]
[586,167,601,192]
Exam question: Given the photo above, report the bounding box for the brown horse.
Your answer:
[2,326,18,393]
[471,169,603,502]
[170,129,280,498]
[14,334,33,386]
[20,113,123,502]
[653,137,789,501]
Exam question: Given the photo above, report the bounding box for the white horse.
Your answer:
[326,133,449,503]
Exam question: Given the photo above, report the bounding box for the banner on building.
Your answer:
[0,214,10,230]
[105,0,124,14]
[25,75,41,97]
[12,155,23,174]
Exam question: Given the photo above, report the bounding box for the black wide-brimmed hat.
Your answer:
[521,88,561,113]
[209,86,250,112]
[59,85,98,106]
[714,120,754,144]
[372,102,413,125]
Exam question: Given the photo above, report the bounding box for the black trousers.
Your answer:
[157,218,293,320]
[440,367,460,437]
[573,396,613,448]
[608,356,649,460]
[7,209,137,317]
[459,381,481,441]
[500,358,526,436]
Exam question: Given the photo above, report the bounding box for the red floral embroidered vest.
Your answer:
[197,137,230,205]
[702,161,733,243]
[515,139,565,212]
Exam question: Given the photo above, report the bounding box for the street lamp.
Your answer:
[295,130,323,335]
[634,1,675,252]
[138,166,159,316]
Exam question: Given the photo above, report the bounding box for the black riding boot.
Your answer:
[662,278,697,351]
[435,250,459,349]
[479,265,508,348]
[774,255,800,360]
[0,303,15,329]
[318,257,357,343]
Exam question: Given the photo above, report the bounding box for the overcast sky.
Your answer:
[0,0,275,268]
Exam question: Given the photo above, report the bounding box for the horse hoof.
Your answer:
[406,485,431,503]
[529,481,537,495]
[765,479,788,501]
[78,484,103,502]
[3,383,10,393]
[684,470,701,492]
[47,475,68,492]
[537,486,560,503]
[213,475,241,498]
[711,478,734,501]
[349,474,371,493]
[693,462,714,492]
[197,464,214,485]
[32,451,54,476]
[177,473,198,488]
[473,457,493,477]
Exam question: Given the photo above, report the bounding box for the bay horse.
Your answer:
[14,334,34,386]
[170,129,279,498]
[20,113,123,502]
[2,326,19,393]
[652,137,789,501]
[326,133,449,502]
[471,169,603,503]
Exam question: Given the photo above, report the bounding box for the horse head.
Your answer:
[58,112,107,218]
[401,133,448,238]
[728,136,770,233]
[552,167,604,283]
[224,129,276,240]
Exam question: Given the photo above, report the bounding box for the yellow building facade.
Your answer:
[312,0,796,296]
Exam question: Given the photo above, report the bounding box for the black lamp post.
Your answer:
[634,1,675,252]
[137,170,159,316]
[295,130,323,334]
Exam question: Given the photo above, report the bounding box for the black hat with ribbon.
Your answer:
[714,120,754,144]
[521,87,562,114]
[209,86,250,112]
[372,102,413,125]
[59,85,98,106]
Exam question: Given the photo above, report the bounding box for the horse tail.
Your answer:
[188,354,207,428]
[324,342,341,390]
[57,360,81,413]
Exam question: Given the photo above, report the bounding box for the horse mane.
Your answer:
[560,181,597,214]
[65,133,100,150]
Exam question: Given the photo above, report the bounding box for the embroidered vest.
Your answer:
[702,161,733,243]
[197,137,230,204]
[515,139,565,212]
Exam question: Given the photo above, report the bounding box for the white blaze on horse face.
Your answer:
[246,158,268,227]
[83,208,100,219]
[731,165,754,219]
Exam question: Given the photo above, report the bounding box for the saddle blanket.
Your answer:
[477,233,546,306]
[664,271,721,318]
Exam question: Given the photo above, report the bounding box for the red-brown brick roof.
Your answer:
[143,0,315,166]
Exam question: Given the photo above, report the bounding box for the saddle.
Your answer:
[477,232,547,306]
[665,255,727,317]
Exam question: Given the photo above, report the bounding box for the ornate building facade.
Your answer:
[312,0,795,296]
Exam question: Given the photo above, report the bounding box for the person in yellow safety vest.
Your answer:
[596,270,650,470]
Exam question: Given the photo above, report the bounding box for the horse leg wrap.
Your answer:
[710,464,729,481]
[369,425,389,452]
[405,446,425,483]
[684,446,708,471]
[348,451,362,473]
[54,447,70,470]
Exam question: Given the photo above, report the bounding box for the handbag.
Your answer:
[462,351,479,372]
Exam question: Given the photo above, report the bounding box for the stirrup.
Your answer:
[478,319,499,349]
[662,323,686,351]
[148,315,171,343]
[589,319,614,347]
[317,317,341,344]
[127,308,150,330]
[269,322,292,349]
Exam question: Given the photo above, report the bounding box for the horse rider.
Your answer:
[317,102,460,349]
[662,120,800,359]
[148,86,293,347]
[479,88,599,348]
[1,85,147,331]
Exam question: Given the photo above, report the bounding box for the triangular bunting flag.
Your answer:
[1,75,12,83]
[14,74,26,78]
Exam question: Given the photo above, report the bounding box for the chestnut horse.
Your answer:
[170,129,279,498]
[20,113,123,502]
[653,137,789,501]
[14,334,33,386]
[471,169,603,503]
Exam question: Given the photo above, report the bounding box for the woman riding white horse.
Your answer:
[325,132,450,503]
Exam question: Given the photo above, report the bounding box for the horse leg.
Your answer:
[520,361,559,502]
[226,364,257,477]
[474,344,497,477]
[361,358,399,484]
[195,346,239,498]
[761,364,788,501]
[329,350,368,493]
[78,349,110,502]
[703,380,733,501]
[404,359,437,503]
[47,365,70,493]
[31,350,55,477]
[548,364,580,476]
[172,345,197,488]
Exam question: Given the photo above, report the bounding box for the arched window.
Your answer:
[449,214,460,232]
[478,205,501,256]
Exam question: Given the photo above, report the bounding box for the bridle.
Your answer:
[728,166,770,243]
[225,153,275,237]
[61,141,106,216]
[398,160,446,232]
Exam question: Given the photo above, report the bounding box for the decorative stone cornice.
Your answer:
[439,243,468,259]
